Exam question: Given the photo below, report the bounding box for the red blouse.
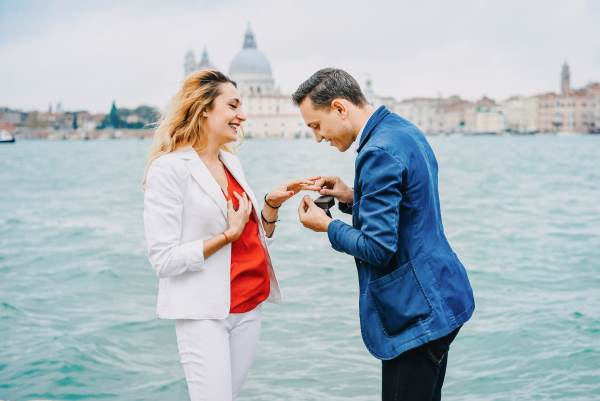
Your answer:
[222,166,270,313]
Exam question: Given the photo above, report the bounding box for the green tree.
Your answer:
[109,101,123,128]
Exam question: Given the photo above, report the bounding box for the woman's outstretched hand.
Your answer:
[265,178,319,208]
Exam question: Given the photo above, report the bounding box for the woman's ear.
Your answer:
[202,111,209,117]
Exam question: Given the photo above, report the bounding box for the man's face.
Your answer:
[299,98,355,152]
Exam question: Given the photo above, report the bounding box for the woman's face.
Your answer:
[204,82,246,145]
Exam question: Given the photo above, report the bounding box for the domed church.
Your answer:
[183,24,311,139]
[229,25,275,97]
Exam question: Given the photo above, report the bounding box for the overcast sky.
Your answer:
[1,0,599,113]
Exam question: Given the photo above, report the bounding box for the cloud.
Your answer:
[1,0,598,112]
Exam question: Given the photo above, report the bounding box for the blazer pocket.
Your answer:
[368,260,432,336]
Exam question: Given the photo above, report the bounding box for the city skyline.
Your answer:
[1,0,599,113]
[2,25,599,137]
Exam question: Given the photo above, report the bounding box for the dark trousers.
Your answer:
[381,327,461,401]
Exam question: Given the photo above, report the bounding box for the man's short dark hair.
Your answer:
[292,68,368,109]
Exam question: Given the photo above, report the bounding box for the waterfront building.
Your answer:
[502,96,540,134]
[437,96,471,134]
[394,98,444,134]
[523,96,541,133]
[534,65,600,133]
[393,95,507,135]
[0,108,22,125]
[593,92,600,133]
[535,91,587,133]
[582,83,600,133]
[463,97,505,135]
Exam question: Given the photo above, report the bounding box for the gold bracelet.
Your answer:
[222,231,230,243]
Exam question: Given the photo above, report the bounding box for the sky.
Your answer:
[1,0,599,113]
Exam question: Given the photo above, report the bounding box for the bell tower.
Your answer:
[561,61,570,95]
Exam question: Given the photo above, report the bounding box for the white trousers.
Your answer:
[175,307,262,401]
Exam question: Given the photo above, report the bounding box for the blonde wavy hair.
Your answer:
[143,69,243,185]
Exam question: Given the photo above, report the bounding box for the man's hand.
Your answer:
[310,176,353,204]
[298,196,332,232]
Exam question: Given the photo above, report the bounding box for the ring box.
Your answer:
[314,195,335,218]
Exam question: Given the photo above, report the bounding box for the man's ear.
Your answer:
[330,99,347,117]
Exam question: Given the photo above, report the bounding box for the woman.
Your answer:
[143,69,313,400]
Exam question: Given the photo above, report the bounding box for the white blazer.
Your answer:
[143,147,281,320]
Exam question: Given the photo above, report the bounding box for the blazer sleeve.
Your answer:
[144,158,205,278]
[327,147,404,268]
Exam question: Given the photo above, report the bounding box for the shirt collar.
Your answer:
[354,108,375,153]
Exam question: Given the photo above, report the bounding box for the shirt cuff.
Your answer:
[338,201,353,214]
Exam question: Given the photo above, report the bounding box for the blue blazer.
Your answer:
[328,106,475,360]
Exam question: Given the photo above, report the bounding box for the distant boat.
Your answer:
[0,130,15,143]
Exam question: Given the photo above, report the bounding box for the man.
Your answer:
[293,68,475,401]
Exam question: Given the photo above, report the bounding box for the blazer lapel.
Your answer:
[221,150,273,242]
[180,149,228,219]
[220,150,260,210]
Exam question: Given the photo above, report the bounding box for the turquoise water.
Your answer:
[1,136,599,401]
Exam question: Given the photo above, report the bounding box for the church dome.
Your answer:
[229,25,272,76]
